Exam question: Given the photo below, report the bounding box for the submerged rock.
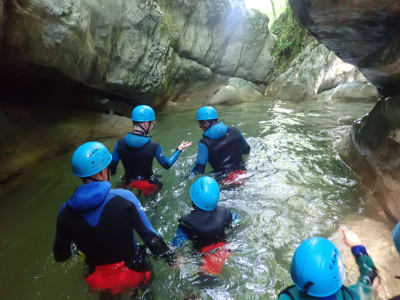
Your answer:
[208,77,263,105]
[325,82,378,102]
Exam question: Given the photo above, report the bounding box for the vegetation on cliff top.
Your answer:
[270,6,311,81]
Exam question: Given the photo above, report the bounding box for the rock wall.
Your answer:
[290,0,400,98]
[2,0,275,106]
[0,100,132,182]
[289,1,400,223]
[265,36,378,101]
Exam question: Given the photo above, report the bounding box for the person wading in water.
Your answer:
[110,105,192,196]
[172,176,234,275]
[53,141,175,299]
[191,106,250,187]
[277,227,378,300]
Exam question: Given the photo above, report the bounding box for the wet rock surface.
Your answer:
[290,0,400,98]
[289,1,400,223]
[2,0,275,105]
[332,216,400,299]
[265,37,370,100]
[0,102,131,182]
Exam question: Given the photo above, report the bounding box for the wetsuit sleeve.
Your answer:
[191,142,208,174]
[53,207,72,262]
[109,142,120,175]
[111,189,171,259]
[155,145,181,169]
[240,133,250,155]
[172,227,189,248]
[347,245,378,298]
[352,245,378,285]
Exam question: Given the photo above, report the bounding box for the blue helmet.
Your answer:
[190,176,220,211]
[196,106,218,121]
[393,222,400,254]
[290,237,345,297]
[131,105,156,122]
[71,141,112,178]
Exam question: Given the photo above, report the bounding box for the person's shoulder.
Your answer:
[216,206,232,214]
[108,188,139,205]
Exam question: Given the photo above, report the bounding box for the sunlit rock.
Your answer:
[2,0,275,105]
[266,38,367,100]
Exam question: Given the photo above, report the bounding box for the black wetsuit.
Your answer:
[177,206,233,250]
[53,181,170,271]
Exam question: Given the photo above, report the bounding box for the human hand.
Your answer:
[341,226,361,247]
[178,141,192,151]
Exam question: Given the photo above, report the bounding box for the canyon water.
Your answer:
[0,98,374,299]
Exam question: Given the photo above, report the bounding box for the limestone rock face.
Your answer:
[0,102,132,182]
[2,0,275,105]
[331,217,400,299]
[265,38,370,100]
[328,83,378,101]
[289,0,400,222]
[290,0,400,98]
[208,77,263,105]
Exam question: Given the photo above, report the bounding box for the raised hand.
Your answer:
[178,141,192,151]
[341,226,361,248]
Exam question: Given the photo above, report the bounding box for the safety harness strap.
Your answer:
[278,285,295,300]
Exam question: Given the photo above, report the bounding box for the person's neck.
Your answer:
[133,128,148,136]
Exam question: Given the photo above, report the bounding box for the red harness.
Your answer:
[85,262,151,295]
[199,242,231,275]
[222,170,247,187]
[128,180,160,196]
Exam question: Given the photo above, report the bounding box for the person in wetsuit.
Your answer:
[172,176,234,274]
[277,228,378,300]
[53,141,174,298]
[191,106,250,185]
[110,105,192,196]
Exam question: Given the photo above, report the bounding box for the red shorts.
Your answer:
[85,262,151,295]
[222,170,247,187]
[199,242,231,275]
[128,180,160,196]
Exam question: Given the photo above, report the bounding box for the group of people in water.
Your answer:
[53,105,400,299]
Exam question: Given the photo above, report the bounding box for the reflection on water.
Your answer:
[0,99,374,299]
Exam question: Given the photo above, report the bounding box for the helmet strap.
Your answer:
[134,122,152,136]
[303,282,314,294]
[82,177,102,183]
[83,167,111,183]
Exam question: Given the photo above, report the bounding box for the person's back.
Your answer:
[277,229,378,300]
[53,141,173,297]
[200,123,244,173]
[114,134,159,180]
[192,106,250,177]
[110,105,191,196]
[172,176,233,274]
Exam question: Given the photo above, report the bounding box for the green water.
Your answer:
[0,99,374,299]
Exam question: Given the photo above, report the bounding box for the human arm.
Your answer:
[342,228,378,287]
[191,143,208,174]
[122,190,175,264]
[53,206,73,262]
[155,141,192,170]
[171,227,189,248]
[109,142,120,175]
[240,133,250,155]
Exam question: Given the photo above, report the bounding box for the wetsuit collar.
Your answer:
[125,133,152,149]
[67,181,111,212]
[203,122,228,140]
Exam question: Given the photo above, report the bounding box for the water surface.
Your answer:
[0,98,374,299]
